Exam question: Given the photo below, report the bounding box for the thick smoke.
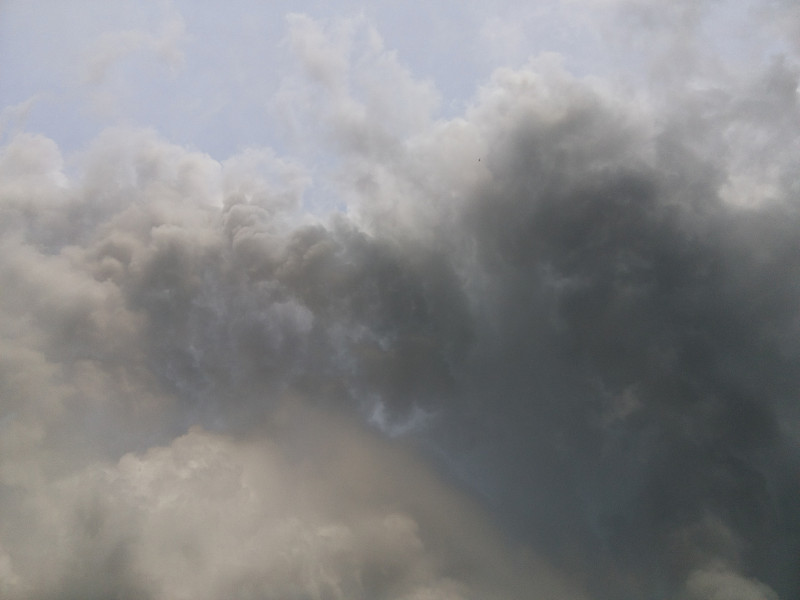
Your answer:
[2,5,800,600]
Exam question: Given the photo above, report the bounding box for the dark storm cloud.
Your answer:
[1,7,799,600]
[443,75,800,599]
[282,40,800,597]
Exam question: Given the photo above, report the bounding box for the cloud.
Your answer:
[0,406,584,600]
[0,123,581,598]
[83,9,187,86]
[277,14,440,159]
[684,566,780,600]
[80,6,187,117]
[0,96,42,144]
[1,6,800,600]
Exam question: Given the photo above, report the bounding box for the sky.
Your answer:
[1,1,799,599]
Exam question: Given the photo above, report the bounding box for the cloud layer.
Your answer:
[2,5,800,599]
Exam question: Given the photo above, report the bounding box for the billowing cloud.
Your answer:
[1,4,799,600]
[1,412,583,600]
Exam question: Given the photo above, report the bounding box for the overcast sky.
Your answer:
[1,2,800,599]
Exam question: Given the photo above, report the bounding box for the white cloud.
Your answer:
[0,412,583,600]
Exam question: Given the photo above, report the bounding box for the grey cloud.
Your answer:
[433,61,799,599]
[319,41,800,597]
